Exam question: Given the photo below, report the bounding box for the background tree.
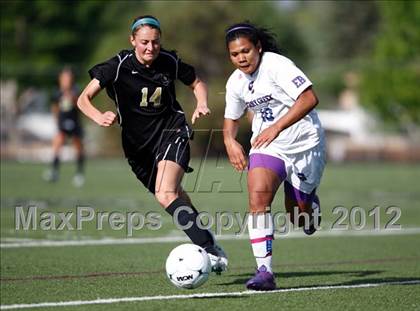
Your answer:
[360,1,420,133]
[294,1,379,107]
[1,0,139,87]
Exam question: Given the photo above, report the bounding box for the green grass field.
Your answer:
[1,159,420,310]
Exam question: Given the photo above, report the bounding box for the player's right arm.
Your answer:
[50,90,60,121]
[223,118,247,171]
[77,79,116,127]
[51,102,59,121]
[223,74,248,171]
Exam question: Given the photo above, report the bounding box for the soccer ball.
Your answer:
[165,243,211,289]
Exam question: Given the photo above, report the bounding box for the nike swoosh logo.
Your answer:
[132,70,138,74]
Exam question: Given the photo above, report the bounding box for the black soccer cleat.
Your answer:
[304,199,321,235]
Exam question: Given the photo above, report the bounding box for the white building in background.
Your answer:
[317,73,419,162]
[0,84,98,162]
[317,106,382,162]
[15,88,57,141]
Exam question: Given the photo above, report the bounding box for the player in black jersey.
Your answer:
[77,15,227,273]
[44,67,85,187]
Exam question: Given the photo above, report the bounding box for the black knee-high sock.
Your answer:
[52,156,60,171]
[77,154,85,174]
[166,198,214,249]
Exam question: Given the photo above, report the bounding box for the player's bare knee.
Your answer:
[155,191,178,207]
[249,193,272,213]
[249,191,271,204]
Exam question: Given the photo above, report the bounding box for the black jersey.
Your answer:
[88,49,196,151]
[51,87,82,134]
[52,87,80,120]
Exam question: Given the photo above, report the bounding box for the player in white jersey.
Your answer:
[223,22,326,291]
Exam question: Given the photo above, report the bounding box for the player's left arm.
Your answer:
[51,102,60,120]
[252,86,318,149]
[190,78,210,124]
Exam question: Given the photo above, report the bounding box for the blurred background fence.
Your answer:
[1,0,419,163]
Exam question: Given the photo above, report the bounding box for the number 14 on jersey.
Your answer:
[140,87,162,107]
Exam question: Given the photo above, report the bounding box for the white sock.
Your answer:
[248,213,274,273]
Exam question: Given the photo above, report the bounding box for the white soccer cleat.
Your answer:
[43,169,58,182]
[72,174,85,187]
[205,244,228,275]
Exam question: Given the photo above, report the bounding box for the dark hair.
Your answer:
[225,22,280,54]
[58,66,75,82]
[60,66,74,75]
[131,15,161,35]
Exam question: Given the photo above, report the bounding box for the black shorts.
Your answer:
[58,119,83,137]
[125,124,193,193]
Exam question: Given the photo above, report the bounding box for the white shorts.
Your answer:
[249,138,326,194]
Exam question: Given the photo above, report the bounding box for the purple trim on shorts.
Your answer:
[284,180,316,204]
[248,153,287,181]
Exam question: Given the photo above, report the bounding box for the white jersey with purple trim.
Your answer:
[225,52,324,154]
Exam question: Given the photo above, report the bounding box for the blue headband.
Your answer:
[131,17,160,31]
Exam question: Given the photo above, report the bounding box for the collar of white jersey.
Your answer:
[243,53,264,79]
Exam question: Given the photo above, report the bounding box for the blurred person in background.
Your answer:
[43,67,85,187]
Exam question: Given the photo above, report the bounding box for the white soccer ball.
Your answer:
[165,243,211,289]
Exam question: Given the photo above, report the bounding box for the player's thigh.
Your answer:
[52,132,65,149]
[155,160,185,198]
[72,136,83,152]
[285,141,325,212]
[284,181,316,223]
[247,167,281,212]
[285,196,312,214]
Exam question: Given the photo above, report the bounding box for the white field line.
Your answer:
[2,227,420,249]
[1,280,420,310]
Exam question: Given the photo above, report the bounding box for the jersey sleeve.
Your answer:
[88,54,120,89]
[177,59,196,86]
[271,55,312,101]
[224,81,246,120]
